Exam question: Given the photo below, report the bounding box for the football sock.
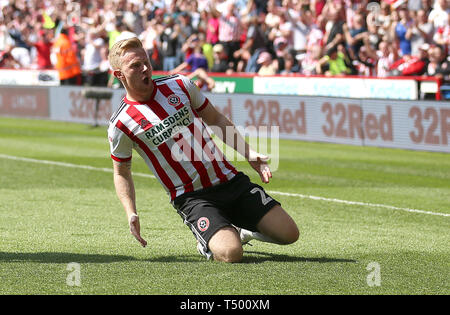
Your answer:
[239,228,281,245]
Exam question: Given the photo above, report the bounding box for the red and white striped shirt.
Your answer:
[218,14,241,43]
[108,74,237,201]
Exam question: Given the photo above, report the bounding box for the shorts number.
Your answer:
[250,188,273,206]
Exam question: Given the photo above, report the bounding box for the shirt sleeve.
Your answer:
[178,75,210,112]
[108,123,133,162]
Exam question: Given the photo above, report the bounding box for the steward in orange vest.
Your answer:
[53,29,81,85]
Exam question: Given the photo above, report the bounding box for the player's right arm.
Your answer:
[109,120,147,247]
[113,160,147,248]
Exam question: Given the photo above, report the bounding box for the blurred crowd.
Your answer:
[0,0,449,87]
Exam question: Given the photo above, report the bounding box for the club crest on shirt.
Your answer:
[140,118,151,129]
[168,94,181,106]
[197,217,210,232]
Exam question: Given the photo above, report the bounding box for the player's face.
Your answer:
[118,47,153,97]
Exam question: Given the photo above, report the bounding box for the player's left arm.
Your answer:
[180,75,272,183]
[198,100,272,184]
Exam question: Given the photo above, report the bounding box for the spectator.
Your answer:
[409,0,423,12]
[273,37,289,72]
[122,2,144,37]
[0,45,21,68]
[10,45,31,69]
[375,40,396,77]
[257,51,277,75]
[433,10,450,52]
[288,7,312,55]
[140,19,162,70]
[306,14,325,51]
[0,0,447,83]
[252,0,269,15]
[410,9,434,56]
[161,0,179,21]
[323,7,345,53]
[29,29,53,70]
[109,22,136,49]
[417,43,431,73]
[210,0,242,70]
[316,45,353,76]
[366,15,381,50]
[234,14,267,72]
[265,0,281,29]
[211,43,233,73]
[175,12,195,65]
[82,30,107,86]
[0,19,14,51]
[353,46,377,76]
[301,45,322,75]
[205,8,220,45]
[344,0,367,30]
[311,0,327,18]
[7,14,31,51]
[387,7,401,43]
[160,16,179,71]
[179,33,197,64]
[394,6,413,56]
[187,1,202,31]
[198,32,214,70]
[268,7,294,50]
[421,0,433,14]
[376,1,392,39]
[428,0,449,29]
[388,48,427,76]
[343,13,368,59]
[280,52,300,74]
[52,27,82,85]
[390,38,402,62]
[425,45,450,80]
[171,35,208,74]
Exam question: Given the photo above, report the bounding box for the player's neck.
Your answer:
[126,85,154,104]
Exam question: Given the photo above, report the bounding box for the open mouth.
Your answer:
[143,77,150,85]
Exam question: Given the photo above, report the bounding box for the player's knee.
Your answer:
[280,224,299,245]
[214,245,243,263]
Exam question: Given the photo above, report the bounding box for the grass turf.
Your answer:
[0,116,448,295]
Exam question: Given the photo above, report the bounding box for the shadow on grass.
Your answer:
[0,251,357,264]
[0,251,204,264]
[0,252,137,264]
[242,251,357,264]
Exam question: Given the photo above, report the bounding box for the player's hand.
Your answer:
[128,214,147,247]
[247,150,272,184]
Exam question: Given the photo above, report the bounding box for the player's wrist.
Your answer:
[247,148,262,161]
[128,213,139,224]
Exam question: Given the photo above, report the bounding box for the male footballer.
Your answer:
[108,37,298,263]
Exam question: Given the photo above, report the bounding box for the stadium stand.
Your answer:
[0,0,448,97]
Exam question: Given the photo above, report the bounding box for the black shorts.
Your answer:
[172,172,280,251]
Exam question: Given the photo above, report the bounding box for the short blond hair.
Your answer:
[109,37,143,70]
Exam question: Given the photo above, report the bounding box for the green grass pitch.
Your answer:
[0,116,448,295]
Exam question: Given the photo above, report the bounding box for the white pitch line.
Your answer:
[0,153,155,179]
[0,153,448,218]
[266,191,450,218]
